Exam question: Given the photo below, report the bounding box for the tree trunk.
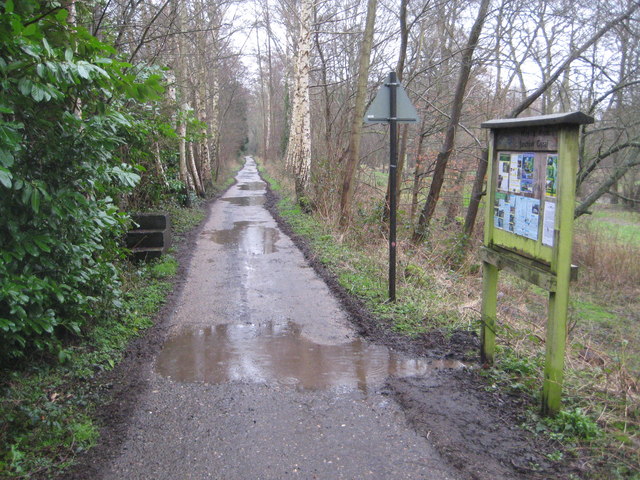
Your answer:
[462,149,488,237]
[408,19,428,222]
[388,0,410,219]
[154,142,169,188]
[172,0,191,192]
[264,0,276,160]
[283,0,313,202]
[188,140,205,196]
[314,3,333,160]
[409,127,427,221]
[256,25,270,161]
[413,0,490,243]
[178,103,189,188]
[443,167,465,225]
[208,46,220,181]
[196,87,212,190]
[395,125,409,209]
[338,0,377,226]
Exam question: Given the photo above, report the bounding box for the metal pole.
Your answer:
[388,71,398,302]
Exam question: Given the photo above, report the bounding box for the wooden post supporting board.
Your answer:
[480,261,498,365]
[481,130,497,364]
[541,127,579,415]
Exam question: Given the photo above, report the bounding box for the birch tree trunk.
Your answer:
[188,140,205,196]
[338,0,377,225]
[209,85,221,181]
[208,22,221,181]
[154,141,169,188]
[172,0,191,193]
[196,86,212,189]
[284,0,313,202]
[256,25,270,160]
[264,0,276,160]
[178,103,189,189]
[256,0,276,160]
[191,0,213,190]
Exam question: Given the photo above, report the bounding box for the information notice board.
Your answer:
[481,112,594,415]
[490,128,559,263]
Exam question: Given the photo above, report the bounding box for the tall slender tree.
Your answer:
[339,0,377,225]
[284,0,313,201]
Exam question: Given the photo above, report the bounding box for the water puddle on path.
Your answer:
[238,182,265,191]
[156,322,464,392]
[206,222,279,254]
[221,196,265,206]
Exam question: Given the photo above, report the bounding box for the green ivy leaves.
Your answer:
[0,1,162,358]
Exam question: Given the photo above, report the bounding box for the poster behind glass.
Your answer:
[494,152,557,245]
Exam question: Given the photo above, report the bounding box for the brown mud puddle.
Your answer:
[205,221,280,254]
[156,322,465,392]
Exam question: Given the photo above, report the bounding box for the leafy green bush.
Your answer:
[0,0,162,358]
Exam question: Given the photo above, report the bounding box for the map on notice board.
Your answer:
[494,193,539,241]
[494,151,556,245]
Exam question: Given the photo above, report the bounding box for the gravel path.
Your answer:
[98,157,461,479]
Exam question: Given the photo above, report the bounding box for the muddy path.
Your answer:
[62,157,576,479]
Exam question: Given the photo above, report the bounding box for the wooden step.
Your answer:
[130,247,164,262]
[131,213,170,230]
[126,213,172,262]
[125,229,170,249]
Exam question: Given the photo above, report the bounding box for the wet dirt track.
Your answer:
[98,158,463,479]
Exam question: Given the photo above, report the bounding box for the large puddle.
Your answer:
[206,222,279,254]
[221,196,265,206]
[238,182,265,191]
[156,322,464,392]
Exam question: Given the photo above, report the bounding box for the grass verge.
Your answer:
[0,255,176,477]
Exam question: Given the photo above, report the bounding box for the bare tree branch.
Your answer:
[509,3,640,118]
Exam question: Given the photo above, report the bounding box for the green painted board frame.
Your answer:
[480,112,594,416]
